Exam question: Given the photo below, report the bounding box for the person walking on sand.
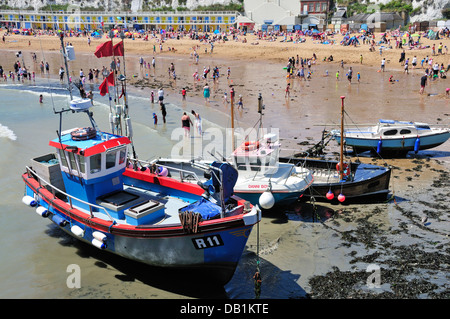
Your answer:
[237,95,243,109]
[336,70,340,81]
[420,73,427,94]
[285,83,290,98]
[203,83,210,102]
[381,58,386,72]
[181,112,193,137]
[181,87,186,100]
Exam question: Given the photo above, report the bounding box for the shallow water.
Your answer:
[0,47,449,299]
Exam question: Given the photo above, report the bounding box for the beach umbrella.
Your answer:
[411,33,420,37]
[214,29,220,34]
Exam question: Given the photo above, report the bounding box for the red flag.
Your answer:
[99,72,115,96]
[113,41,124,56]
[94,40,113,58]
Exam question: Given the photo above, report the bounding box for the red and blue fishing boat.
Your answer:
[21,34,260,285]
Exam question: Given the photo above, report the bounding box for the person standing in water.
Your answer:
[160,102,167,124]
[191,110,202,136]
[203,83,210,103]
[181,112,193,137]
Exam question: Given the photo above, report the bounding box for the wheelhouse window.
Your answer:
[76,154,86,173]
[58,149,68,168]
[106,151,116,169]
[400,129,411,135]
[90,154,101,173]
[67,151,76,171]
[119,149,126,165]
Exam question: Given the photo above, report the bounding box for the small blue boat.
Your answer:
[332,119,450,156]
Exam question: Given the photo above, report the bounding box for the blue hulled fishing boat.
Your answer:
[21,33,260,285]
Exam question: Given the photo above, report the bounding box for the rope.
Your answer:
[179,211,202,234]
[253,220,261,299]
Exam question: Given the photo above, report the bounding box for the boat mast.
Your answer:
[339,96,345,180]
[59,32,73,100]
[230,86,235,151]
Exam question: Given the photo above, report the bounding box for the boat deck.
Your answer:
[92,185,187,226]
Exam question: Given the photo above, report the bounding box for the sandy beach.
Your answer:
[1,29,449,299]
[3,30,450,67]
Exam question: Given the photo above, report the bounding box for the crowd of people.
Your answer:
[2,24,449,135]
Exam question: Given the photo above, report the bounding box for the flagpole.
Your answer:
[119,31,128,120]
[109,29,122,136]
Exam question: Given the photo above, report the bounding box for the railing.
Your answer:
[0,10,238,16]
[128,158,205,184]
[25,166,116,223]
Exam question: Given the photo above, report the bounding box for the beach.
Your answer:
[0,29,449,299]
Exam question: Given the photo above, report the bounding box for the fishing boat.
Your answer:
[21,33,260,285]
[278,157,391,203]
[127,93,313,209]
[141,131,314,209]
[280,96,391,203]
[331,119,450,156]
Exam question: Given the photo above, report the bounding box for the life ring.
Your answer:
[71,127,97,141]
[243,141,260,151]
[336,162,350,176]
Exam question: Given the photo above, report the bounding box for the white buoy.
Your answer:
[259,189,275,209]
[92,238,106,249]
[71,225,85,237]
[22,195,37,207]
[92,231,107,243]
[35,206,49,217]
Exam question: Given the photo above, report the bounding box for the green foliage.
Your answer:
[379,0,414,13]
[40,4,70,11]
[193,3,244,12]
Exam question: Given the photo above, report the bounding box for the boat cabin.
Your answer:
[49,126,131,209]
[378,120,431,136]
[232,133,280,175]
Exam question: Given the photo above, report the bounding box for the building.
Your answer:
[346,12,405,31]
[244,0,331,31]
[299,0,330,29]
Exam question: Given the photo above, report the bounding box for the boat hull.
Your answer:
[23,172,258,285]
[335,131,450,155]
[279,158,391,203]
[232,188,305,207]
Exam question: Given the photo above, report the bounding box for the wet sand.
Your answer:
[1,32,449,299]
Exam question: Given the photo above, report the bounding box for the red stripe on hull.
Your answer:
[22,172,248,239]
